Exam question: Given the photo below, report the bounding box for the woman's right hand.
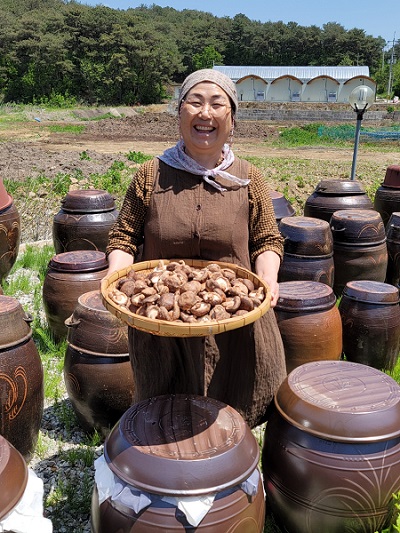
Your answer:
[105,249,134,277]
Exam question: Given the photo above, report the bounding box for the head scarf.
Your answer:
[178,69,238,114]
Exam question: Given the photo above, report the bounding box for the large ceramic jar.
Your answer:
[374,165,400,227]
[52,189,118,254]
[262,360,400,533]
[42,250,108,342]
[304,179,373,222]
[0,295,44,460]
[339,280,400,371]
[64,290,134,437]
[0,179,21,283]
[274,280,342,374]
[386,212,400,288]
[331,209,388,297]
[278,216,334,287]
[92,394,265,532]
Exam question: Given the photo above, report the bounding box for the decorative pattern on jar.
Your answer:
[374,165,400,227]
[0,178,21,284]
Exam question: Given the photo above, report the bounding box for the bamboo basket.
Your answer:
[101,259,271,337]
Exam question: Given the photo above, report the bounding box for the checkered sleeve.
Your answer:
[248,163,284,264]
[106,159,154,259]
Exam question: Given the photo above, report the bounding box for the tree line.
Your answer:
[0,0,397,106]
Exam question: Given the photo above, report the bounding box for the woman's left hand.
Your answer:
[254,251,281,308]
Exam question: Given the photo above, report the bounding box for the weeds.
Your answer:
[126,150,152,164]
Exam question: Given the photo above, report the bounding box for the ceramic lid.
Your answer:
[61,189,116,213]
[0,295,32,348]
[104,394,260,496]
[270,190,296,220]
[342,280,400,305]
[383,165,400,189]
[279,216,333,256]
[275,360,400,443]
[0,435,28,520]
[276,280,336,312]
[330,209,386,245]
[48,251,108,272]
[314,179,366,195]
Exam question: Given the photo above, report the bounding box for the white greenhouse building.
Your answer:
[212,65,376,104]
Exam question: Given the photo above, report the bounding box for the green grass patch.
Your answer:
[47,124,86,134]
[126,150,153,164]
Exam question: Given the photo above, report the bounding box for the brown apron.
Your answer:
[129,158,286,428]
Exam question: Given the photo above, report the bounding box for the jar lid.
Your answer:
[61,189,116,213]
[276,280,336,312]
[104,394,259,496]
[275,360,400,442]
[280,216,333,256]
[314,179,366,195]
[0,295,32,348]
[330,209,386,245]
[270,190,296,220]
[49,250,108,272]
[383,165,400,189]
[0,435,28,520]
[342,280,400,304]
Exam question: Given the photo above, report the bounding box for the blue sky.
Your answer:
[78,0,398,47]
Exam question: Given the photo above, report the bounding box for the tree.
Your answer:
[193,46,223,70]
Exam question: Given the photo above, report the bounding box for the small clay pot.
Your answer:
[275,280,342,374]
[304,179,373,222]
[42,250,108,342]
[52,189,119,254]
[339,280,400,371]
[383,164,400,188]
[386,212,400,287]
[64,290,134,437]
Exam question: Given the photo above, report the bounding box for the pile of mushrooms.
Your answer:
[108,260,267,323]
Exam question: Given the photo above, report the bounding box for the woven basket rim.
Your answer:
[100,259,270,337]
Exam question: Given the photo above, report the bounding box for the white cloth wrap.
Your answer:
[0,469,53,533]
[158,140,250,192]
[94,454,260,527]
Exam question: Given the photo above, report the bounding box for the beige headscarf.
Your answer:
[178,69,238,114]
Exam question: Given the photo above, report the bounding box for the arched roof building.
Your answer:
[212,65,376,103]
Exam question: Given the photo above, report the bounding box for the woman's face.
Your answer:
[179,82,233,162]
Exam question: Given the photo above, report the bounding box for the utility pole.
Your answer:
[387,33,396,97]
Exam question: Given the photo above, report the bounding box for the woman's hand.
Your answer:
[106,249,134,277]
[254,251,281,308]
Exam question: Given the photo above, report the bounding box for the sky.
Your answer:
[78,0,398,48]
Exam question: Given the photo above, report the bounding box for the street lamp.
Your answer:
[349,85,375,180]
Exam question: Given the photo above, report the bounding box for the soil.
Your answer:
[1,109,396,182]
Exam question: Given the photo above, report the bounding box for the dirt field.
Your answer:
[1,108,398,243]
[1,110,397,181]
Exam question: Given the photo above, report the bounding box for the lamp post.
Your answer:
[349,86,375,181]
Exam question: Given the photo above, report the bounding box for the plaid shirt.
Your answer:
[107,158,283,264]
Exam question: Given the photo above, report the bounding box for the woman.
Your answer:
[106,69,286,428]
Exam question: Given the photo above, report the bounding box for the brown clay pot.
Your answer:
[262,361,400,533]
[275,280,342,374]
[52,189,119,254]
[374,186,400,227]
[91,394,265,532]
[0,295,44,461]
[0,435,28,520]
[270,190,295,222]
[339,280,400,371]
[0,197,21,283]
[331,209,388,297]
[64,290,134,437]
[304,179,373,222]
[42,250,109,342]
[278,216,334,286]
[382,164,400,188]
[386,212,400,288]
